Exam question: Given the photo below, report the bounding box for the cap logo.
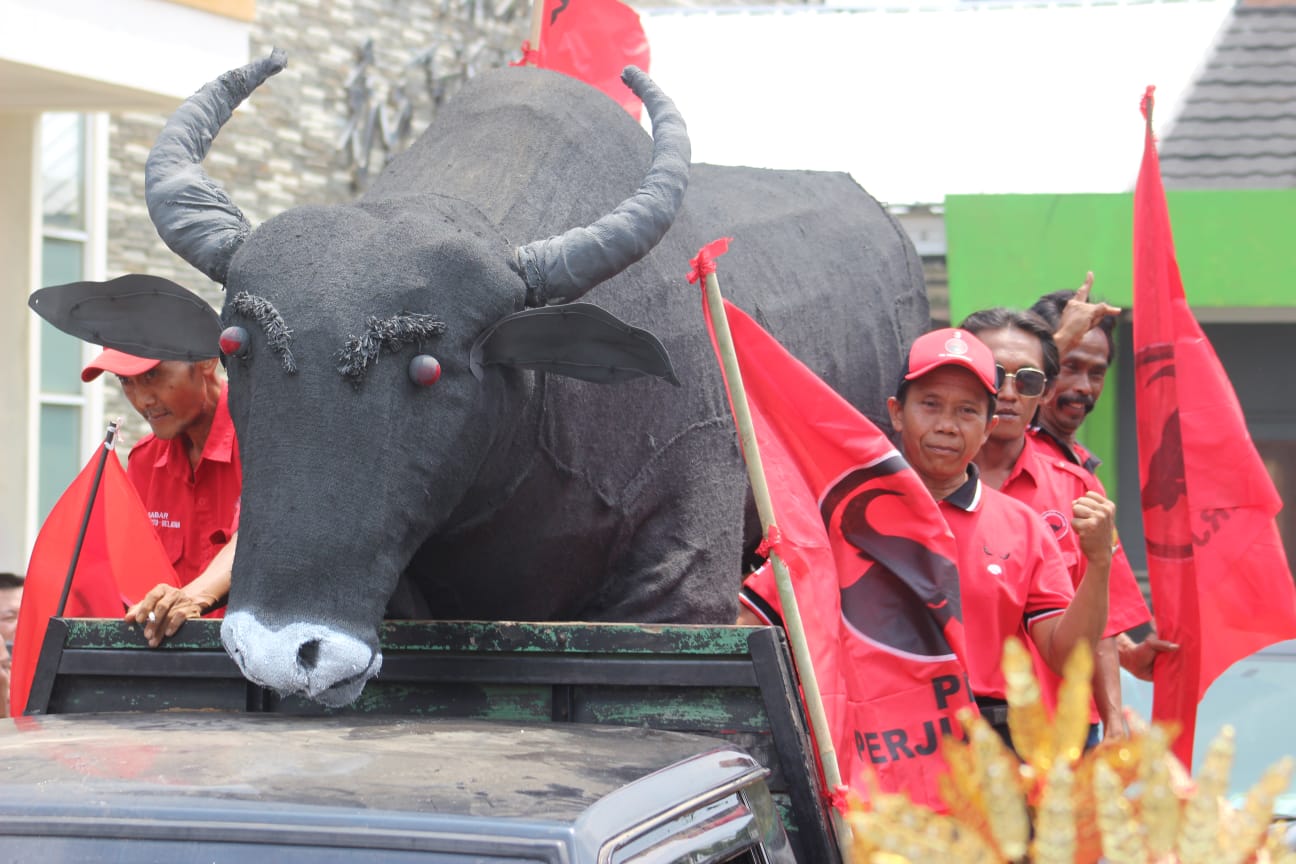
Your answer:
[944,336,969,356]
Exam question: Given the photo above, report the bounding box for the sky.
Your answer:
[640,0,1235,205]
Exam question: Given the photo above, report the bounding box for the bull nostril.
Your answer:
[297,639,321,670]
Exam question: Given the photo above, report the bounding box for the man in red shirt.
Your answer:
[742,328,1115,749]
[81,350,240,646]
[1031,278,1179,681]
[961,307,1150,743]
[1029,278,1118,474]
[878,328,1114,747]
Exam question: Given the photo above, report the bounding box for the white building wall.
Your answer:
[0,115,38,573]
[0,0,251,569]
[0,0,251,111]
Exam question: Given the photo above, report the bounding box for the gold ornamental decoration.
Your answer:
[846,637,1294,864]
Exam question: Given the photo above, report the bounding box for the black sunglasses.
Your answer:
[995,364,1048,398]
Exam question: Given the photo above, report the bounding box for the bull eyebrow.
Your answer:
[336,312,447,385]
[230,292,297,373]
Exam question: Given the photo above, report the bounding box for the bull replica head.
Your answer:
[145,50,691,706]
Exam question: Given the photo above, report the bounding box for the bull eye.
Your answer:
[220,326,251,359]
[409,354,442,386]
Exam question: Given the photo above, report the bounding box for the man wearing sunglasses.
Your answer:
[961,307,1150,744]
[1031,277,1180,682]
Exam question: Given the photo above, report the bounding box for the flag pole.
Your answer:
[54,422,119,617]
[697,257,849,851]
[525,0,544,66]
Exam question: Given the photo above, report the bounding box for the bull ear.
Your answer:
[470,303,679,386]
[28,274,221,361]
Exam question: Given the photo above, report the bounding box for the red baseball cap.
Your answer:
[81,348,162,383]
[902,328,999,395]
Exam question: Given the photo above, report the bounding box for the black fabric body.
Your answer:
[216,66,928,646]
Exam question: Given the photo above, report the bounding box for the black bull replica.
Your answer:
[140,49,928,706]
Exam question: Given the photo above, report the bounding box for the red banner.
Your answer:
[1132,87,1296,765]
[699,269,973,808]
[522,0,650,118]
[11,445,177,715]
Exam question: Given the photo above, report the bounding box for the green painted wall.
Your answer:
[944,189,1296,496]
[946,189,1296,320]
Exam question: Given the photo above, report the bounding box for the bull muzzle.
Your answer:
[221,611,382,707]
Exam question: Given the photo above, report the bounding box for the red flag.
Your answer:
[1132,87,1296,766]
[11,441,178,715]
[696,254,973,808]
[519,0,650,118]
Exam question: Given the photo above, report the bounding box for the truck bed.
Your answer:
[26,618,840,863]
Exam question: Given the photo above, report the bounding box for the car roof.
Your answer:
[0,713,764,829]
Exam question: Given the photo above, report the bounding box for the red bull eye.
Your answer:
[220,326,250,358]
[409,355,442,386]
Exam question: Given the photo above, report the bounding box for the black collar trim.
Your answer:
[943,464,982,512]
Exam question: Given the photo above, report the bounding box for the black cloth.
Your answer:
[974,695,1014,751]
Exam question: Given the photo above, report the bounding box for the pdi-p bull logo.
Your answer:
[828,456,964,658]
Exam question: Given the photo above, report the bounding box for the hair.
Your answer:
[958,306,1060,384]
[0,572,24,589]
[1030,289,1116,362]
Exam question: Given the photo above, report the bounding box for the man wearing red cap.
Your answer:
[883,327,1114,747]
[81,349,240,646]
[739,327,1115,749]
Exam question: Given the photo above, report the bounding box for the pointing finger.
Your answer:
[1076,271,1094,302]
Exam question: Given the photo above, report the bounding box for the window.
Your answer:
[34,113,103,527]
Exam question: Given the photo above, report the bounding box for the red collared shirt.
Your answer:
[1032,424,1101,474]
[1000,436,1153,722]
[741,465,1075,702]
[127,384,241,592]
[1022,429,1150,636]
[940,467,1074,700]
[999,436,1151,637]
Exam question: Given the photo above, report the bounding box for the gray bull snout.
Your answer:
[221,612,382,707]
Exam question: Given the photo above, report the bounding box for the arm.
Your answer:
[1052,272,1123,357]
[1093,636,1127,740]
[125,532,236,648]
[1030,492,1114,676]
[1116,628,1179,680]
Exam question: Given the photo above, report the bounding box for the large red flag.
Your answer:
[11,437,178,715]
[695,248,973,809]
[1132,87,1296,765]
[517,0,650,118]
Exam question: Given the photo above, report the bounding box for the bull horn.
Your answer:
[514,66,691,307]
[145,49,287,286]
